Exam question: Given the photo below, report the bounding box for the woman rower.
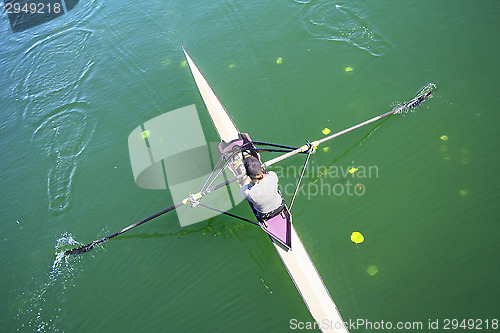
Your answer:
[240,156,285,221]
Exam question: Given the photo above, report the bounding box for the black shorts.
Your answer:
[255,198,286,222]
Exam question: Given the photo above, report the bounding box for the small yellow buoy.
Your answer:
[440,135,449,141]
[348,167,358,174]
[345,66,353,72]
[351,231,364,244]
[459,189,468,197]
[323,146,330,152]
[322,128,331,135]
[276,57,283,64]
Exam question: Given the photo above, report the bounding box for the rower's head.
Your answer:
[244,156,264,181]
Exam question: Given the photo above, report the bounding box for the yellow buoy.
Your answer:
[348,167,358,174]
[276,57,283,64]
[322,128,331,135]
[351,231,364,244]
[345,66,353,72]
[440,135,449,141]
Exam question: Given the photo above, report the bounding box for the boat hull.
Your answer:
[274,227,348,332]
[183,48,349,333]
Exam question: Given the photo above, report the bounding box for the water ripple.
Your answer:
[13,27,94,124]
[33,105,94,158]
[33,105,95,211]
[12,23,97,212]
[296,1,391,56]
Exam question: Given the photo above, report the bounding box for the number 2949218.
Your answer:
[5,1,62,14]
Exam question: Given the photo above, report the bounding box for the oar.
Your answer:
[67,84,434,255]
[264,85,434,167]
[65,175,240,255]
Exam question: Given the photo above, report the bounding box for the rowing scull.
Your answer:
[65,47,433,331]
[183,48,349,333]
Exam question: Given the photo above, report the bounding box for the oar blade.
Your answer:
[65,242,95,256]
[394,82,436,115]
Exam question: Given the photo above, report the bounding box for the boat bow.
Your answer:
[182,47,240,144]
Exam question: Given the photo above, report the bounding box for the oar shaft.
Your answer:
[66,175,240,255]
[264,102,409,167]
[264,144,309,167]
[317,108,396,145]
[103,201,185,241]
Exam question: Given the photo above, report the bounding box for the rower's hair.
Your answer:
[251,173,264,181]
[244,156,264,180]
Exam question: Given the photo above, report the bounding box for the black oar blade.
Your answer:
[395,83,436,115]
[405,90,432,110]
[65,242,95,255]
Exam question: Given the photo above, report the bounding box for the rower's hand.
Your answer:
[243,175,251,185]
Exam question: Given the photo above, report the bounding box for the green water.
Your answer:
[1,0,499,332]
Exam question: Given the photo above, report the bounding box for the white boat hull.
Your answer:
[274,226,348,332]
[183,48,349,333]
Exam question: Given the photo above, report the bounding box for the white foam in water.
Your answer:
[16,233,82,332]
